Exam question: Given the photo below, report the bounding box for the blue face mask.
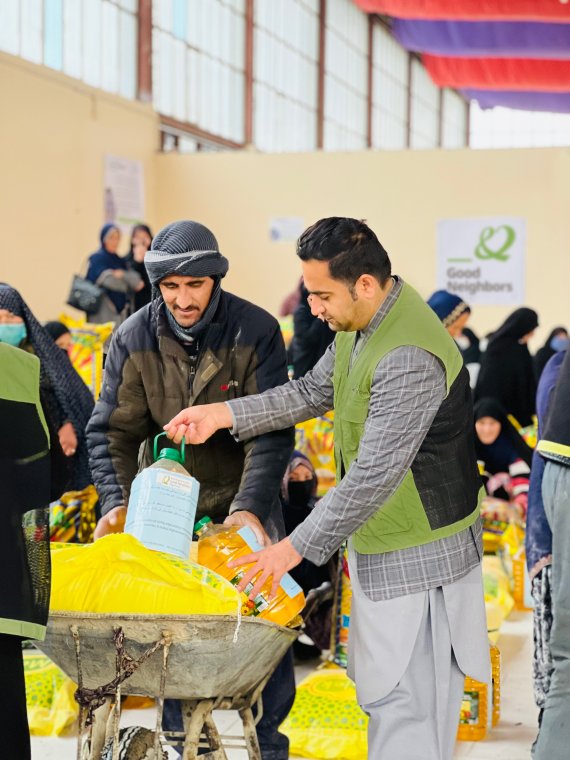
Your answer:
[550,336,569,352]
[0,323,27,347]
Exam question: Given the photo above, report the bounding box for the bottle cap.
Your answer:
[194,516,213,533]
[157,447,184,464]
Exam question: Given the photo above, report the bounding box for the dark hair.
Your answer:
[296,217,391,287]
[129,224,153,253]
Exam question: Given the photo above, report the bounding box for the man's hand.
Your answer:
[228,538,303,600]
[94,506,128,539]
[58,422,77,457]
[164,402,233,445]
[224,511,271,548]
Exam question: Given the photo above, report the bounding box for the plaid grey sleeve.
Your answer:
[289,346,446,564]
[226,341,336,439]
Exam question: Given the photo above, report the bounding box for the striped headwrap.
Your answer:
[144,220,229,343]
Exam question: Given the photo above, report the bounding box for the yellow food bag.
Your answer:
[50,484,99,544]
[24,650,78,736]
[295,413,336,496]
[281,667,368,760]
[483,555,514,641]
[59,314,113,399]
[50,534,240,615]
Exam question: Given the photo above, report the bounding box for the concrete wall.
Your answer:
[0,52,159,320]
[155,147,570,347]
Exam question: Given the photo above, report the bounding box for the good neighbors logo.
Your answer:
[436,217,525,305]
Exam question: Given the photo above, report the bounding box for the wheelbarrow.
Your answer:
[36,611,298,760]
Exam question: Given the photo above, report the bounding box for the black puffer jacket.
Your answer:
[87,292,294,540]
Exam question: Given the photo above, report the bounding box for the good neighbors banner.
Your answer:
[436,217,526,305]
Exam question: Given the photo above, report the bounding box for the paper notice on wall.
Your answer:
[269,217,305,242]
[104,155,145,238]
[436,217,525,305]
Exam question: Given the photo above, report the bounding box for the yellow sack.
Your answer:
[483,555,514,642]
[295,413,336,496]
[60,314,113,399]
[281,667,368,760]
[50,484,99,544]
[50,534,240,616]
[24,650,78,736]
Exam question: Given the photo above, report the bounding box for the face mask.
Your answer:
[287,479,315,508]
[550,336,569,352]
[0,323,27,347]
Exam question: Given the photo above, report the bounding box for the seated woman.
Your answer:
[281,451,333,657]
[474,397,533,516]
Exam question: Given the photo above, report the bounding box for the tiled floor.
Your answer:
[31,613,538,759]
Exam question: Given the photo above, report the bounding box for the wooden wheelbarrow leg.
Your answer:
[180,699,228,760]
[86,697,113,760]
[239,707,262,760]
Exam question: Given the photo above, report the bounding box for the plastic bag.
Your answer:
[50,484,99,543]
[295,413,336,496]
[281,666,368,760]
[24,650,78,736]
[331,544,351,668]
[60,314,113,399]
[50,533,240,616]
[483,555,514,643]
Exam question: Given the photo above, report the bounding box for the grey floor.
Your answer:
[31,611,537,759]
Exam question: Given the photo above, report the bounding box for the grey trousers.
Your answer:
[361,586,465,760]
[534,461,570,760]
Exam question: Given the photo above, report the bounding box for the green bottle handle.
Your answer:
[153,432,185,462]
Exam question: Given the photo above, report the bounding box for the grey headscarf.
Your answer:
[145,220,229,343]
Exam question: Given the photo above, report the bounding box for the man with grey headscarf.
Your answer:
[86,220,295,759]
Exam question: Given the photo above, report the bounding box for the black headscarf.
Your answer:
[86,224,127,313]
[474,397,534,473]
[475,308,539,427]
[0,284,94,491]
[533,326,568,382]
[125,224,153,312]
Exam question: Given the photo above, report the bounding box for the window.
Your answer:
[409,57,439,149]
[152,0,246,145]
[441,89,468,149]
[254,0,319,152]
[470,102,570,149]
[371,24,408,150]
[0,0,137,101]
[323,0,368,151]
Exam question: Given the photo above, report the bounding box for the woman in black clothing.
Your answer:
[475,307,539,428]
[533,326,568,382]
[125,224,153,311]
[290,284,334,378]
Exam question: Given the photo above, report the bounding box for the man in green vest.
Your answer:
[164,217,489,759]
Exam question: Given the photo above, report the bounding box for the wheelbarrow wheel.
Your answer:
[100,726,167,760]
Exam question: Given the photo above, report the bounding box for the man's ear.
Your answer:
[358,274,378,297]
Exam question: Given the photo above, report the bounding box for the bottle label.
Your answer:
[237,527,303,599]
[459,690,481,725]
[125,468,200,559]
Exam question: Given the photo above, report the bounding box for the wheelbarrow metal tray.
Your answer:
[37,612,297,700]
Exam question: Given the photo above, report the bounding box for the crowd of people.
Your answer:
[0,216,569,760]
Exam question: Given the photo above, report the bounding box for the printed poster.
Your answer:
[436,217,526,305]
[104,155,145,238]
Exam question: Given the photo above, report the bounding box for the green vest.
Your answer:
[333,282,482,554]
[0,344,50,640]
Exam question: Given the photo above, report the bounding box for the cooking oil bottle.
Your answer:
[457,642,501,741]
[125,433,199,560]
[195,516,305,627]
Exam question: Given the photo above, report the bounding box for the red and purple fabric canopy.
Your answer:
[354,1,570,112]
